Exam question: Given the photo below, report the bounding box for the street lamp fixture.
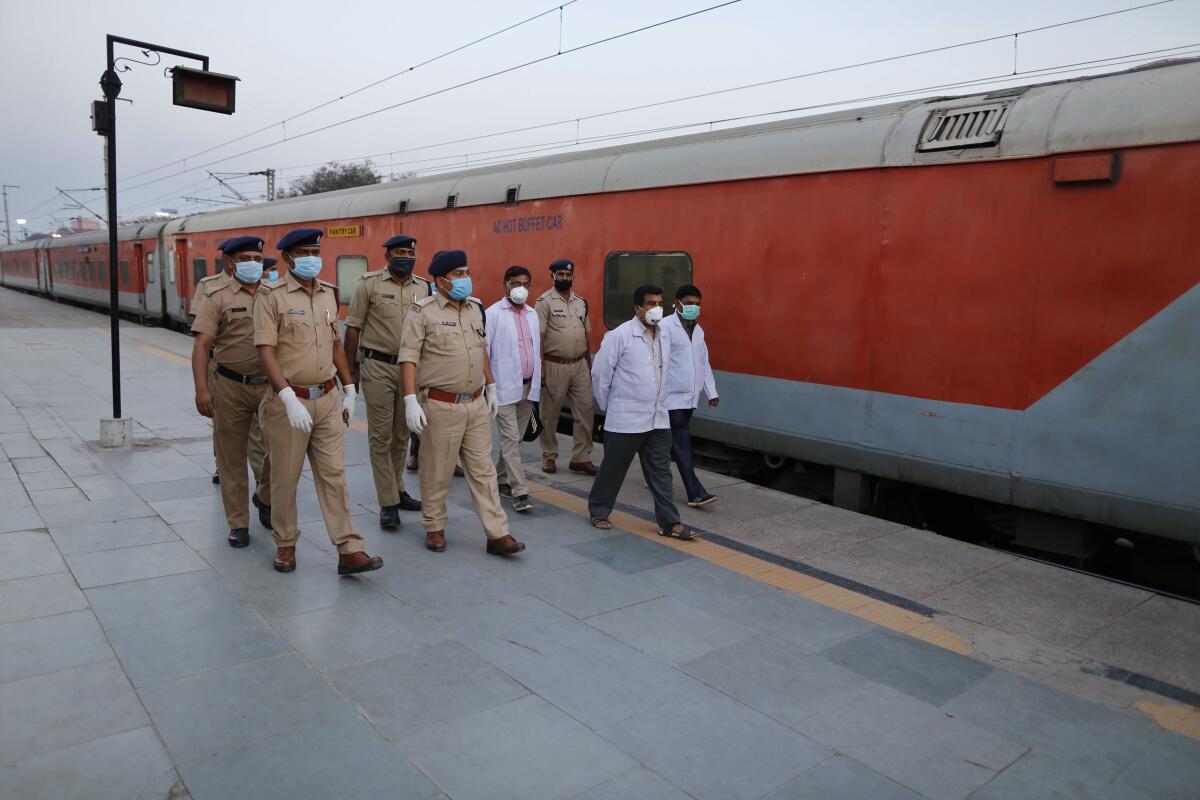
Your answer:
[94,35,239,447]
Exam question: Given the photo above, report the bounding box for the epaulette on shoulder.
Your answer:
[257,280,279,293]
[201,278,225,296]
[361,268,386,279]
[318,279,337,290]
[413,295,437,310]
[199,273,223,283]
[536,289,555,301]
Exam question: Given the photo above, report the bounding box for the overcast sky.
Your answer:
[1,0,1196,233]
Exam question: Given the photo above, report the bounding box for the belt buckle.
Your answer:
[309,384,327,400]
[456,392,474,403]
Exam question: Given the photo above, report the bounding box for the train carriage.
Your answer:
[3,57,1198,546]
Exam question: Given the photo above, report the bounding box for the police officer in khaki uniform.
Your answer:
[344,234,428,529]
[399,249,526,555]
[254,228,382,575]
[203,242,272,528]
[536,258,598,475]
[191,236,273,546]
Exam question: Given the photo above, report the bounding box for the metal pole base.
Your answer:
[99,417,133,448]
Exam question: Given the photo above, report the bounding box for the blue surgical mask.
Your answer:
[267,270,279,282]
[446,276,472,301]
[234,260,263,284]
[680,304,700,321]
[291,255,322,280]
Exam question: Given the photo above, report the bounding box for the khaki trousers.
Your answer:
[208,362,268,487]
[212,374,272,528]
[359,357,410,507]
[418,393,510,540]
[539,358,594,462]
[261,389,364,554]
[495,383,534,498]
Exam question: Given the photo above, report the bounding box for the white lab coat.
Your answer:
[660,312,718,411]
[591,317,671,434]
[485,299,541,406]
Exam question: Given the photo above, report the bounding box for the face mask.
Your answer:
[267,270,279,282]
[291,255,322,280]
[234,260,263,284]
[388,256,415,276]
[554,278,573,293]
[508,285,529,305]
[679,304,700,321]
[643,306,663,326]
[445,276,472,301]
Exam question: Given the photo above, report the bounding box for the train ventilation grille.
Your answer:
[505,186,520,205]
[446,194,458,210]
[917,101,1011,152]
[398,199,409,215]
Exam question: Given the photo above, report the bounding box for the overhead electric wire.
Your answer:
[116,0,745,196]
[117,0,586,186]
[115,0,1187,211]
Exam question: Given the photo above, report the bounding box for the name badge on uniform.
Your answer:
[287,308,306,315]
[551,309,567,317]
[441,320,458,327]
[381,293,395,299]
[229,306,247,312]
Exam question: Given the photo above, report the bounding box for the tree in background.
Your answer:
[281,161,381,197]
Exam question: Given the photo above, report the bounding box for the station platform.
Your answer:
[0,285,1197,800]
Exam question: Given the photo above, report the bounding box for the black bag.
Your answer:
[523,402,543,442]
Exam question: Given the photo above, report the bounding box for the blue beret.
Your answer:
[428,249,467,277]
[219,235,264,255]
[549,258,574,273]
[263,257,277,268]
[383,235,416,250]
[276,228,323,251]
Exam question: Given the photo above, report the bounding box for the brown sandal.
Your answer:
[659,525,698,541]
[590,517,613,530]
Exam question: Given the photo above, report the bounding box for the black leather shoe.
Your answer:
[212,471,220,485]
[380,505,401,530]
[252,494,272,530]
[396,491,422,512]
[228,527,249,548]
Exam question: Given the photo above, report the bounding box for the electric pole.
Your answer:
[1,185,18,245]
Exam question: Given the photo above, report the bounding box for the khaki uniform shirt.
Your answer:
[253,272,341,386]
[535,289,590,359]
[191,273,264,375]
[345,269,432,352]
[398,292,487,395]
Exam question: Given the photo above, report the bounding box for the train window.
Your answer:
[120,260,129,285]
[602,251,693,329]
[336,255,369,301]
[193,258,207,285]
[147,252,156,283]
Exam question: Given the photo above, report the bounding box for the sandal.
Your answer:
[658,525,698,541]
[590,517,613,529]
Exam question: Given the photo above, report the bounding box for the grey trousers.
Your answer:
[588,429,680,530]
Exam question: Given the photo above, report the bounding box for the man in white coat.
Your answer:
[588,284,697,540]
[486,266,541,512]
[661,284,720,507]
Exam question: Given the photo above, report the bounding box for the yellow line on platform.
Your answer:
[135,344,191,367]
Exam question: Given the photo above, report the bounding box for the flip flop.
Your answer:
[590,517,613,529]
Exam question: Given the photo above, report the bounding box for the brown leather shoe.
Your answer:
[541,457,557,474]
[337,551,383,575]
[569,460,599,476]
[273,546,296,573]
[425,530,447,552]
[486,535,526,556]
[406,453,418,472]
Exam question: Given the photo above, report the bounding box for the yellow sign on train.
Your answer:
[325,225,361,238]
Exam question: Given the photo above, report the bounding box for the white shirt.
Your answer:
[591,316,671,433]
[485,299,541,406]
[660,312,718,411]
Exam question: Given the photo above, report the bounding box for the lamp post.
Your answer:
[16,219,27,241]
[93,35,238,447]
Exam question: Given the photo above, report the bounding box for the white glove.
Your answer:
[485,383,498,420]
[404,394,427,435]
[341,384,357,422]
[278,387,313,432]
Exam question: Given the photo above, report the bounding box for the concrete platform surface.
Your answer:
[1,286,1198,800]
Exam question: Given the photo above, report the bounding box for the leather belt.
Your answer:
[360,347,400,366]
[427,387,482,404]
[289,378,338,399]
[217,364,268,385]
[544,354,584,364]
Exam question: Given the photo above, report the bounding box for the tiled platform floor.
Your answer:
[1,286,1197,799]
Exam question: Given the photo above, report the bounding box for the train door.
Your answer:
[37,248,49,293]
[176,238,191,317]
